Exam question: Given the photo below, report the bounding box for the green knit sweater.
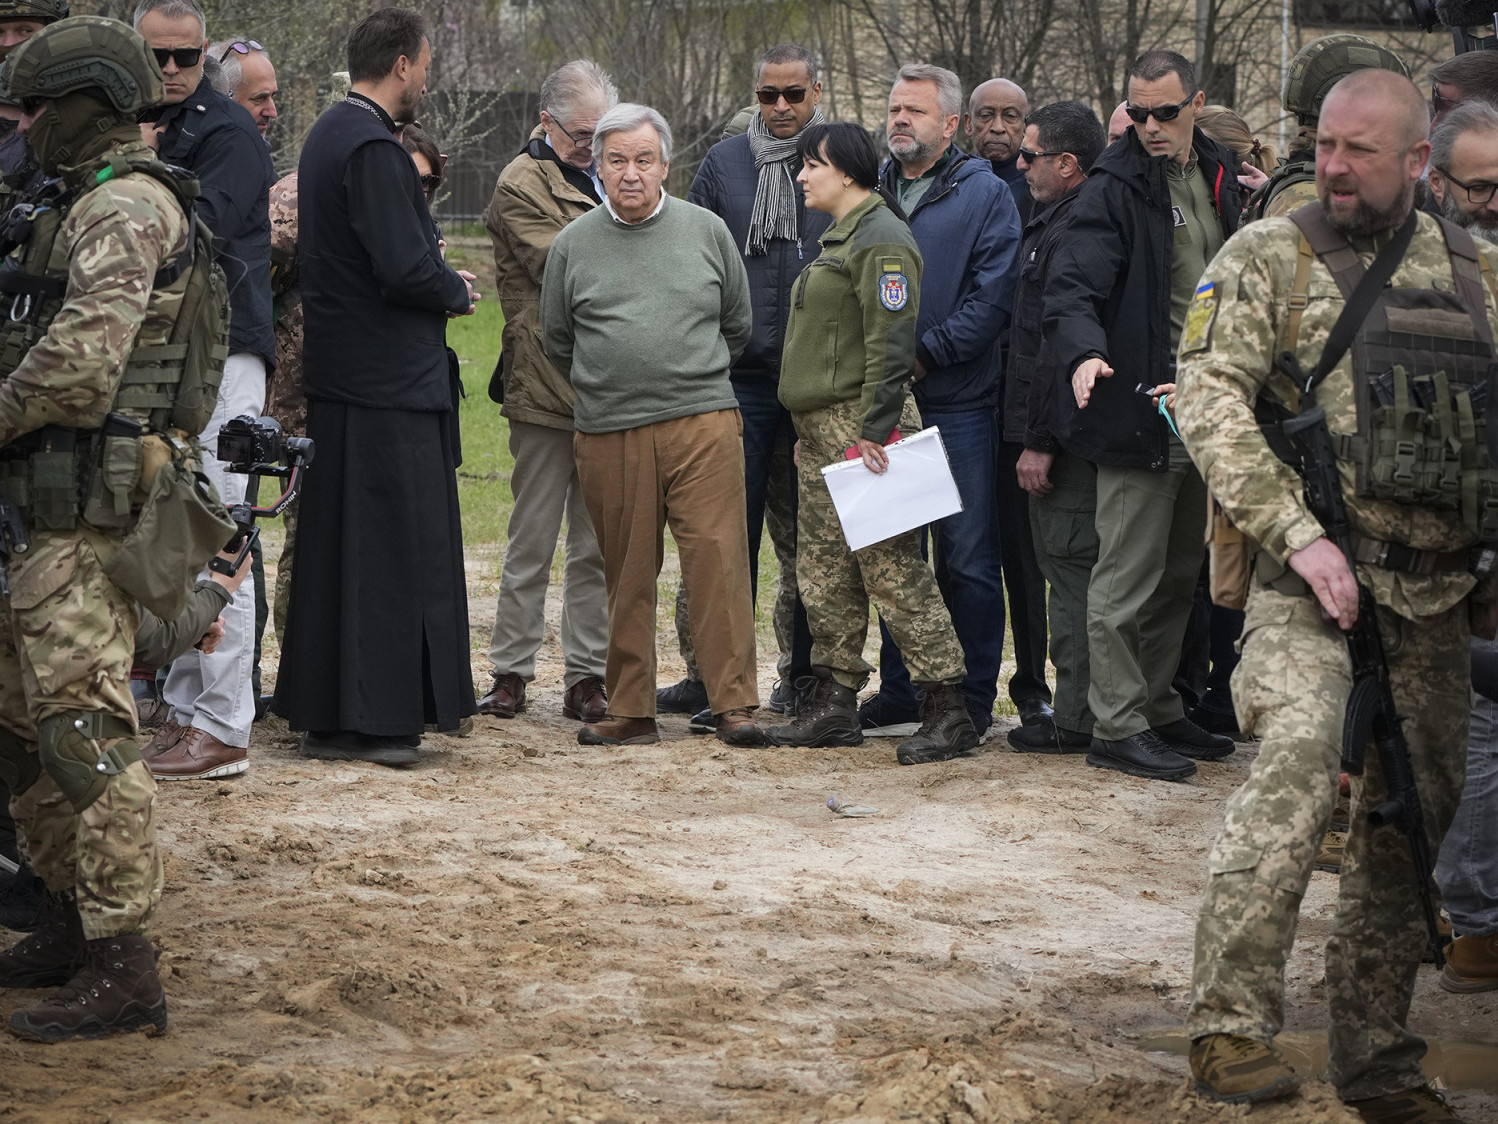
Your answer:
[540,194,752,434]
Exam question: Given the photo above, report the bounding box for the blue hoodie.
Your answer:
[878,147,1022,413]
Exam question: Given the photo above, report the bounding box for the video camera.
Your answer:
[1409,0,1498,54]
[211,415,314,577]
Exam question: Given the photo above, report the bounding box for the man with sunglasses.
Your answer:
[132,0,274,783]
[1043,49,1242,783]
[208,38,276,138]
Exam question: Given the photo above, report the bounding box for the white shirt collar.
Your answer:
[602,188,667,226]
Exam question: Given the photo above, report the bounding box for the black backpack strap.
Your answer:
[1287,203,1417,396]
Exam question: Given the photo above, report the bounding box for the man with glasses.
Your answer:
[475,59,616,726]
[1043,49,1242,783]
[133,0,274,782]
[208,38,276,137]
[1429,100,1498,245]
[654,44,829,728]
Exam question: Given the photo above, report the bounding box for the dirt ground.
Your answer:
[3,567,1496,1124]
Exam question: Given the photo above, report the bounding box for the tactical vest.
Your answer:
[0,151,229,532]
[1245,157,1314,224]
[1280,204,1498,544]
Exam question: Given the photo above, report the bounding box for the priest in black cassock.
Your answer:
[274,6,479,766]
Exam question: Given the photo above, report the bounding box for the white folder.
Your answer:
[819,425,964,551]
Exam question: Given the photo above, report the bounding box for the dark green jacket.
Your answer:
[778,193,921,442]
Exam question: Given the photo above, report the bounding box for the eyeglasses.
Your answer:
[552,117,594,149]
[755,86,808,106]
[1436,164,1498,205]
[1433,83,1460,115]
[420,173,442,193]
[1018,147,1064,162]
[151,47,203,70]
[217,39,263,63]
[1124,95,1194,124]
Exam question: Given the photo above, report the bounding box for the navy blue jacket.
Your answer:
[687,132,831,382]
[1043,126,1241,470]
[878,148,1022,414]
[991,153,1032,226]
[154,76,275,367]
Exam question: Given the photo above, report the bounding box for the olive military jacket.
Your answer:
[778,193,922,444]
[486,127,600,431]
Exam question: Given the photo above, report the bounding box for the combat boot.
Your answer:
[1189,1033,1299,1105]
[1441,932,1498,993]
[896,683,979,766]
[0,889,86,989]
[1344,1084,1466,1123]
[766,668,863,747]
[8,933,167,1042]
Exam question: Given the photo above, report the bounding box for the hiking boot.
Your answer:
[8,933,167,1042]
[1345,1084,1466,1123]
[767,669,863,747]
[1440,932,1497,992]
[1315,829,1346,874]
[856,691,922,737]
[1087,731,1196,781]
[1154,717,1236,761]
[561,675,608,722]
[1007,723,1090,754]
[477,672,526,718]
[577,715,660,746]
[716,708,769,748]
[765,679,799,716]
[897,683,980,766]
[0,890,86,989]
[656,677,708,714]
[1189,1033,1299,1105]
[0,857,47,933]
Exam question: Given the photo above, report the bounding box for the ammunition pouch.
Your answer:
[0,725,41,798]
[37,709,138,814]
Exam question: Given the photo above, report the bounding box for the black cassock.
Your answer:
[275,96,475,737]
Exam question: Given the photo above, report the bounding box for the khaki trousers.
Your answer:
[574,410,758,718]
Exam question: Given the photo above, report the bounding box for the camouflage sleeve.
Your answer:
[1175,221,1327,565]
[0,178,186,447]
[268,172,299,299]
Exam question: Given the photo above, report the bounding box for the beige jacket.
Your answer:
[486,127,599,429]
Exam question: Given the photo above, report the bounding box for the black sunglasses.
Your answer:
[420,173,442,193]
[755,86,808,106]
[1124,95,1194,124]
[1018,147,1064,162]
[1436,165,1498,205]
[152,47,203,69]
[217,39,263,63]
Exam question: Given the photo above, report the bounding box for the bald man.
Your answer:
[965,77,1031,219]
[1176,68,1494,1119]
[1106,100,1131,144]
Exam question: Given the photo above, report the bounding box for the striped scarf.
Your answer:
[745,105,826,256]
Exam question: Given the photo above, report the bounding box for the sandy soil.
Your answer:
[3,572,1496,1123]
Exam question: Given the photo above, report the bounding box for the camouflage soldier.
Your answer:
[264,169,303,641]
[0,15,212,1040]
[1245,34,1409,222]
[1176,69,1494,1122]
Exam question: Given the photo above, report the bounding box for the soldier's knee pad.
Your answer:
[36,711,139,813]
[0,726,41,797]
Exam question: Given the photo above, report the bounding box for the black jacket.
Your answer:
[991,153,1032,227]
[687,132,831,382]
[1043,127,1241,470]
[299,96,472,411]
[154,76,275,366]
[1005,184,1085,449]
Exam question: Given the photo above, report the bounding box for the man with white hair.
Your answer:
[207,37,277,137]
[541,104,763,749]
[475,59,616,726]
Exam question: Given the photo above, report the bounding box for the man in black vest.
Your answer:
[274,6,478,765]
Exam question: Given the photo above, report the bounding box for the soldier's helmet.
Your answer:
[1,15,163,115]
[1283,34,1410,126]
[0,0,70,23]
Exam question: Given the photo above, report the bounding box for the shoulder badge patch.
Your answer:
[1181,279,1218,354]
[879,271,909,311]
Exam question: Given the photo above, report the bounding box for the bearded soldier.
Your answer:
[0,15,232,1041]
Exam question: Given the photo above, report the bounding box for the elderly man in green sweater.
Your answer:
[541,102,764,749]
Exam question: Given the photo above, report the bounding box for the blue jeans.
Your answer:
[875,407,1004,723]
[733,375,813,678]
[1436,643,1498,937]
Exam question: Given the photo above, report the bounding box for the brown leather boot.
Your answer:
[8,933,167,1042]
[577,715,659,745]
[477,672,526,718]
[0,891,86,989]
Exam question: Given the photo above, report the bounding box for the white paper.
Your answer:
[819,426,963,551]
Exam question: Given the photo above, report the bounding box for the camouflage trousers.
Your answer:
[791,397,964,691]
[0,528,162,940]
[675,418,801,682]
[1187,581,1469,1100]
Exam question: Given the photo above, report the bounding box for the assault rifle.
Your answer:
[1275,349,1447,969]
[0,493,27,600]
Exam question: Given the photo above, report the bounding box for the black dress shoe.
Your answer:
[1086,731,1197,781]
[1154,717,1236,761]
[1007,722,1089,754]
[1017,698,1055,726]
[300,731,420,766]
